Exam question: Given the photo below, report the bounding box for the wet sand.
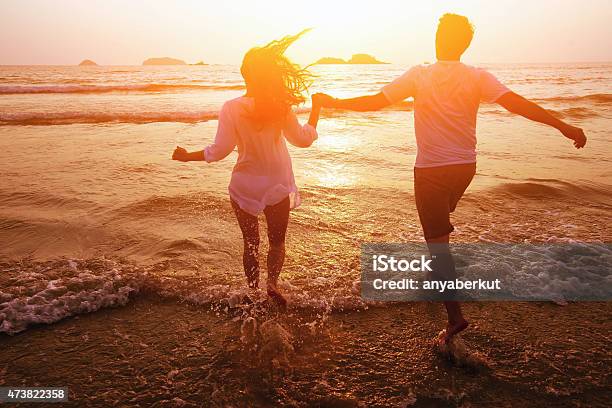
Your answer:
[1,298,610,407]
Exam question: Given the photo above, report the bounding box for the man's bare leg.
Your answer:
[426,233,469,344]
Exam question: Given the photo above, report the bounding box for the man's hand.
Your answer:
[172,146,189,161]
[312,93,336,108]
[559,124,587,149]
[497,92,587,149]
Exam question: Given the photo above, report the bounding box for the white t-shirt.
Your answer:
[204,96,317,216]
[382,61,510,168]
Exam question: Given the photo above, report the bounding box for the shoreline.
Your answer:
[1,297,610,407]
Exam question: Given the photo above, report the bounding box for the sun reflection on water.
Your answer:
[316,121,364,153]
[311,160,356,188]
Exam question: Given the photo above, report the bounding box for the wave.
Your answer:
[0,189,100,210]
[3,85,605,105]
[0,83,245,95]
[1,91,607,126]
[505,76,612,85]
[533,93,612,104]
[0,257,368,335]
[0,110,220,125]
[0,107,316,126]
[486,179,612,205]
[552,107,603,120]
[480,105,604,120]
[2,240,610,335]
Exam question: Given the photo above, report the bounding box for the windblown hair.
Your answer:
[436,13,475,58]
[240,29,313,123]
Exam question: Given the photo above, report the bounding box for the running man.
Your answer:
[316,13,587,344]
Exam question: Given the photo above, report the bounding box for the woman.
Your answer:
[172,30,323,306]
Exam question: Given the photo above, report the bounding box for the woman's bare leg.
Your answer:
[231,200,260,288]
[263,197,290,307]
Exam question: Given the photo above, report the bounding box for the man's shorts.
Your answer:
[414,163,476,240]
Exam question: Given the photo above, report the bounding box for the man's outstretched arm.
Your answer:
[497,92,587,149]
[317,92,391,112]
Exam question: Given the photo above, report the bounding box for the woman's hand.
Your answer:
[172,146,189,161]
[308,93,330,128]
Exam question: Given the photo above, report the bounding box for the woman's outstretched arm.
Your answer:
[172,102,238,162]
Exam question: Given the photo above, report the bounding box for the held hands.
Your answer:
[559,124,587,149]
[172,145,189,161]
[308,92,338,127]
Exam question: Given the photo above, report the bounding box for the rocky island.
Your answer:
[78,59,98,66]
[315,57,347,64]
[315,54,388,65]
[142,57,186,66]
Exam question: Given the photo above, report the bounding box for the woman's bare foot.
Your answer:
[439,319,469,345]
[266,283,287,309]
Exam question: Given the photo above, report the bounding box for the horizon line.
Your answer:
[2,60,612,67]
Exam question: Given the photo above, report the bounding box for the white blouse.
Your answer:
[204,96,318,216]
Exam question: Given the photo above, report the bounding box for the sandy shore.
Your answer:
[1,297,610,407]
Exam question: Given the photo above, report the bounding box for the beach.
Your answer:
[1,63,611,406]
[2,299,610,406]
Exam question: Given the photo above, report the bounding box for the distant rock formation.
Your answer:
[78,59,98,66]
[191,61,207,66]
[142,57,186,66]
[315,57,348,64]
[315,54,388,65]
[347,54,387,64]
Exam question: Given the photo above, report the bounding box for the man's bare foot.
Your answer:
[266,284,287,309]
[439,319,469,345]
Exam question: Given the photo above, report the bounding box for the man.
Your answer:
[316,13,587,344]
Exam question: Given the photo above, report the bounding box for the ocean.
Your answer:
[0,63,611,406]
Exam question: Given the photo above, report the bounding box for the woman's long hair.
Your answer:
[240,29,312,124]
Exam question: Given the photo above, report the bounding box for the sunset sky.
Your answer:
[1,0,611,65]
